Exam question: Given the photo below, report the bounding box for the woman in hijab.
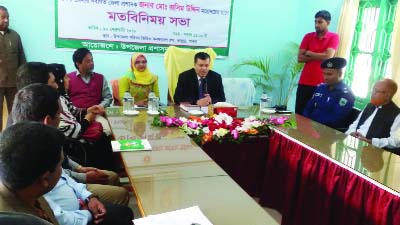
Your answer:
[119,53,159,106]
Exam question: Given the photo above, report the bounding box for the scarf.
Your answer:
[123,53,156,85]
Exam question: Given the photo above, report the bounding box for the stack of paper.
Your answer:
[133,206,213,225]
[111,139,152,152]
[179,104,208,113]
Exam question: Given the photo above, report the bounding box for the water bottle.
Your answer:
[148,92,156,111]
[123,91,133,112]
[260,92,268,112]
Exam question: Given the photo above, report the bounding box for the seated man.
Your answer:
[12,77,128,206]
[0,212,53,225]
[0,122,64,225]
[346,79,400,151]
[173,52,225,106]
[303,57,355,129]
[68,48,112,108]
[12,84,134,225]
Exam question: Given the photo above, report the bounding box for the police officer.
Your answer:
[303,57,355,129]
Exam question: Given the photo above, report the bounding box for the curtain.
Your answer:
[335,0,360,58]
[391,4,400,104]
[260,131,400,225]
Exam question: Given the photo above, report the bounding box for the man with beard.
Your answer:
[346,79,400,151]
[296,10,339,114]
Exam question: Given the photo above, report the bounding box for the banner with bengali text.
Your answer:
[55,0,234,56]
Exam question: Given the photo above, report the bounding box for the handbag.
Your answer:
[80,121,103,141]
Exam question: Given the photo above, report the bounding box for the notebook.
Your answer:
[111,139,152,152]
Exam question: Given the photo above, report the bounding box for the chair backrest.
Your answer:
[222,78,255,106]
[336,107,361,132]
[110,79,121,106]
[164,46,217,103]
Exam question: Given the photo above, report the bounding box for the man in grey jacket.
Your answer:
[0,5,26,129]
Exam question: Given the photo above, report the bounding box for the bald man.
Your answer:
[346,79,400,151]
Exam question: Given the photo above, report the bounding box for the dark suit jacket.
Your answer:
[173,68,225,104]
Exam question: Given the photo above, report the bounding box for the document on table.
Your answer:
[133,206,213,225]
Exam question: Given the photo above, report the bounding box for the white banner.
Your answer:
[56,0,233,55]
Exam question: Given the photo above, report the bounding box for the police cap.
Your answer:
[321,57,347,69]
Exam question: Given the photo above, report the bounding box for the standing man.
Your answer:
[0,5,26,129]
[68,48,112,109]
[296,10,339,114]
[303,57,355,129]
[174,52,225,106]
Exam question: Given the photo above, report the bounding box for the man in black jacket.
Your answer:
[174,52,225,106]
[346,79,400,151]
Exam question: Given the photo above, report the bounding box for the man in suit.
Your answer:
[0,122,64,225]
[303,57,355,129]
[346,79,400,151]
[174,52,225,106]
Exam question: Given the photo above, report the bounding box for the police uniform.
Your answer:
[303,57,355,129]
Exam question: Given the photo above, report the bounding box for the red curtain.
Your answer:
[202,136,269,196]
[260,132,400,225]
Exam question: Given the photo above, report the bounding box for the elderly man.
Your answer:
[303,57,355,129]
[174,52,225,106]
[0,5,26,128]
[68,48,112,108]
[346,79,400,150]
[0,122,64,225]
[296,10,339,114]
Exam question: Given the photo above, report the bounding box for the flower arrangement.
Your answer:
[152,112,293,145]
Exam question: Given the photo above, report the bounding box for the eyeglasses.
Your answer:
[135,60,147,64]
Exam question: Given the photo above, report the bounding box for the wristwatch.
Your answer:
[85,194,99,204]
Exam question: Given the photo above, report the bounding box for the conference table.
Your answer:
[107,106,400,225]
[259,113,400,225]
[106,106,279,225]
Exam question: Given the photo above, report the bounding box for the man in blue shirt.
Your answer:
[12,84,133,225]
[303,57,355,129]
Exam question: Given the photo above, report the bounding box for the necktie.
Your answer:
[199,78,205,99]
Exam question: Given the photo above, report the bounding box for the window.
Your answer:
[344,0,398,109]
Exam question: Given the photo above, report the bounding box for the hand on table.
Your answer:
[196,95,211,107]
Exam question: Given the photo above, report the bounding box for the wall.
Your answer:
[0,0,343,109]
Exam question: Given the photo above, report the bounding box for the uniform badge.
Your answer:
[339,98,348,106]
[327,62,333,68]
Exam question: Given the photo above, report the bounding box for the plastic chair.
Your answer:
[164,46,217,104]
[222,78,255,106]
[110,79,121,106]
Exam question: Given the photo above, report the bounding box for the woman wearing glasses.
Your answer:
[118,53,159,106]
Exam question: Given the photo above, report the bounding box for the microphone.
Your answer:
[202,78,208,95]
